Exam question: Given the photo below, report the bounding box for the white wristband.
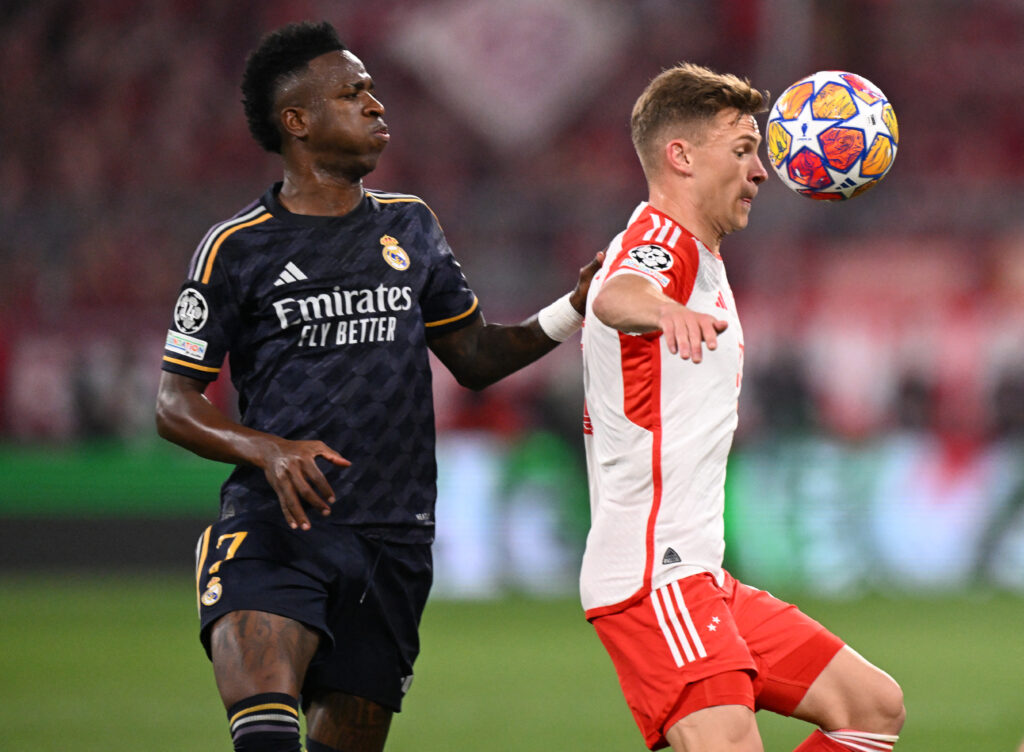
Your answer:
[537,293,584,342]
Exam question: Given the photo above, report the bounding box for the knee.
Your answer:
[873,676,906,734]
[841,673,904,735]
[812,669,905,734]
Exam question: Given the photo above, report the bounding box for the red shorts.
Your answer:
[592,570,844,750]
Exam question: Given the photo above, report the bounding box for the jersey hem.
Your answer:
[424,300,481,338]
[424,297,479,328]
[583,566,724,621]
[161,357,220,380]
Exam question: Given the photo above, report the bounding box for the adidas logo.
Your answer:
[714,291,728,310]
[274,261,308,287]
[662,547,681,565]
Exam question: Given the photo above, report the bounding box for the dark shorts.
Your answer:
[194,515,432,712]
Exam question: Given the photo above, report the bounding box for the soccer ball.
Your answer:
[766,70,898,200]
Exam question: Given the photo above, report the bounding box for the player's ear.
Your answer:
[280,106,309,140]
[664,138,695,176]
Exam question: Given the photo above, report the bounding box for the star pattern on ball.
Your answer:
[773,111,838,157]
[857,97,892,150]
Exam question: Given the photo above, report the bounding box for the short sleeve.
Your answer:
[419,212,481,338]
[606,241,700,306]
[161,247,240,382]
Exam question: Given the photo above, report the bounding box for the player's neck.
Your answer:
[646,186,722,255]
[278,169,365,217]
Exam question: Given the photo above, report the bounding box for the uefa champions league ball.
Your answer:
[766,70,899,200]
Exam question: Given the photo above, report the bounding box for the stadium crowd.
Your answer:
[2,0,1023,450]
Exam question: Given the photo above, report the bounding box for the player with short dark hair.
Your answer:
[156,20,601,752]
[579,62,905,751]
[241,21,351,154]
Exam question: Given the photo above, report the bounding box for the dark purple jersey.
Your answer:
[162,184,480,540]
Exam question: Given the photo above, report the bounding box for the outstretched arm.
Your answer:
[154,371,350,530]
[592,273,727,363]
[430,251,603,390]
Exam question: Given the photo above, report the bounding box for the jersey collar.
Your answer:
[262,182,373,227]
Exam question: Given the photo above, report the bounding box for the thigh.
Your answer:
[210,609,321,708]
[727,574,844,716]
[195,518,338,708]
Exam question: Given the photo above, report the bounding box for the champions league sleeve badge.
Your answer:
[174,288,210,334]
[627,245,673,272]
[621,244,674,287]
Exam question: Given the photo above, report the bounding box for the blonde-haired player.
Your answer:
[580,62,905,752]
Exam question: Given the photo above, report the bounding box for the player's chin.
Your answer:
[348,151,385,179]
[732,210,752,231]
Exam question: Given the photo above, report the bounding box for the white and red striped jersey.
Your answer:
[580,202,744,618]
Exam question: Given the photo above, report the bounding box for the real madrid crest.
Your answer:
[201,576,223,607]
[380,234,410,271]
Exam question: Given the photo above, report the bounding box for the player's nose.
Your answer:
[751,155,768,185]
[364,91,385,116]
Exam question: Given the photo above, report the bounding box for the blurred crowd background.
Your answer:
[2,0,1023,595]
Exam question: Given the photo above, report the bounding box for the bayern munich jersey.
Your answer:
[161,183,480,541]
[580,202,744,617]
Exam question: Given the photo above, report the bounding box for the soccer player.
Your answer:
[579,63,906,752]
[155,21,600,752]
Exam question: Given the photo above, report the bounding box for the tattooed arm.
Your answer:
[428,252,602,390]
[428,316,559,391]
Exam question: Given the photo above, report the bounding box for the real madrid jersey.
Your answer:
[580,202,744,618]
[161,183,480,541]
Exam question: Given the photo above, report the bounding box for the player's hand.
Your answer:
[569,249,606,314]
[658,304,728,363]
[256,438,351,531]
